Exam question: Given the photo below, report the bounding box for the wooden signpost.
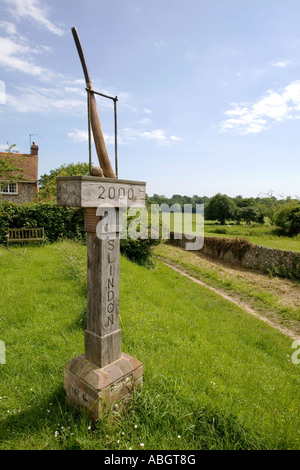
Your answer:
[57,27,147,420]
[57,176,146,420]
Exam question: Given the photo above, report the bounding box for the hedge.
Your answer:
[0,201,85,243]
[0,200,158,266]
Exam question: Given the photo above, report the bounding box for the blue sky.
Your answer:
[0,0,300,198]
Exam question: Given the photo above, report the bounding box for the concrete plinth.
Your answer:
[64,353,143,420]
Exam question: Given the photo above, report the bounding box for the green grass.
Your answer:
[0,241,300,449]
[153,243,300,326]
[169,213,300,252]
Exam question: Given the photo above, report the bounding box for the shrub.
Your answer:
[274,202,300,236]
[0,200,14,242]
[0,201,85,243]
[120,210,160,267]
[120,238,158,267]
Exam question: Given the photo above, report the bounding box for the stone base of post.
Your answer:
[63,352,143,421]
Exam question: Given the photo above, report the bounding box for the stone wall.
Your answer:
[0,182,37,204]
[168,232,300,279]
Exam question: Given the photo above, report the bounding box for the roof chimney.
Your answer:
[31,142,39,156]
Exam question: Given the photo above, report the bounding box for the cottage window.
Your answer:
[0,182,18,194]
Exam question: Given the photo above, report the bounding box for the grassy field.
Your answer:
[153,243,300,333]
[169,212,300,252]
[0,241,300,450]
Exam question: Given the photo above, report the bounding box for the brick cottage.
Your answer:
[0,143,39,203]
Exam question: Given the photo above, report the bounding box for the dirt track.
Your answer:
[154,244,300,340]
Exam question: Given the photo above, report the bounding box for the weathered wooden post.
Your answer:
[57,176,146,420]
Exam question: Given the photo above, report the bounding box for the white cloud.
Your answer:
[64,86,86,97]
[0,21,17,35]
[68,126,182,147]
[67,129,88,143]
[73,79,86,86]
[139,129,182,146]
[0,36,56,79]
[140,129,169,144]
[283,81,300,106]
[4,0,64,36]
[120,127,139,142]
[3,79,140,118]
[103,134,117,145]
[220,80,300,134]
[135,128,182,146]
[6,86,86,114]
[272,60,291,68]
[140,117,151,124]
[170,135,183,142]
[118,91,130,100]
[67,129,117,146]
[0,144,8,151]
[0,80,6,104]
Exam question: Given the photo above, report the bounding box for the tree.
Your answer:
[205,193,236,225]
[256,191,281,224]
[235,197,256,208]
[274,201,300,235]
[238,206,261,224]
[0,143,23,183]
[38,162,90,201]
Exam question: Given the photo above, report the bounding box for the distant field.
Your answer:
[168,212,300,252]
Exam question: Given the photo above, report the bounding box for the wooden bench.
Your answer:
[6,227,45,247]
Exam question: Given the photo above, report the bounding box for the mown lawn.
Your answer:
[0,241,299,450]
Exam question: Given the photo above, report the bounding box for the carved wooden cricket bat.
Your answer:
[71,27,116,178]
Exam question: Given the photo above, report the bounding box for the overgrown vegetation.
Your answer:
[262,261,300,281]
[203,236,254,261]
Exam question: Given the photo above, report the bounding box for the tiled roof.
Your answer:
[0,152,38,182]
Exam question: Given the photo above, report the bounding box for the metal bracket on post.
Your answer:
[86,87,118,177]
[87,86,92,176]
